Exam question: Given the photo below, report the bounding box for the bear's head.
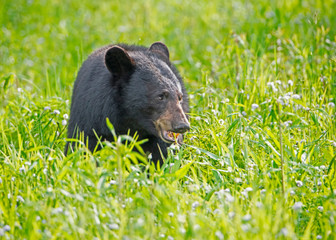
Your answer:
[104,42,190,144]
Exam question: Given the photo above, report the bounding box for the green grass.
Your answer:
[1,0,336,239]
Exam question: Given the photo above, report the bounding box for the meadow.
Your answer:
[1,0,336,239]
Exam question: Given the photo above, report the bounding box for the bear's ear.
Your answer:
[149,42,170,60]
[105,46,135,79]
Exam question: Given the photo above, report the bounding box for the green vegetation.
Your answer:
[1,0,336,239]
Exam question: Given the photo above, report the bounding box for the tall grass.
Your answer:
[1,0,336,239]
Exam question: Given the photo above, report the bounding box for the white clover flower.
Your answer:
[62,119,67,126]
[292,94,301,100]
[280,227,288,236]
[159,233,165,238]
[251,103,259,110]
[225,193,234,202]
[301,152,307,163]
[16,195,24,202]
[168,212,174,217]
[3,225,10,232]
[284,120,292,127]
[108,223,119,230]
[241,224,250,232]
[288,80,293,86]
[296,180,303,187]
[277,97,285,105]
[292,201,303,210]
[192,201,200,209]
[179,227,186,234]
[228,211,235,218]
[234,177,242,183]
[215,231,224,240]
[213,209,221,215]
[53,109,60,115]
[63,114,69,119]
[242,214,252,221]
[19,165,25,173]
[328,102,335,108]
[317,206,323,212]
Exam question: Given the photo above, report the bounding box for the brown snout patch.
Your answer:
[154,101,189,144]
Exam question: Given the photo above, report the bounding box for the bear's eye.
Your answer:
[158,92,169,100]
[178,95,183,102]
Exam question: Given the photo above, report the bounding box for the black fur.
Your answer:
[65,42,189,164]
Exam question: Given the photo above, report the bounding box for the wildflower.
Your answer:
[62,120,67,126]
[241,224,250,232]
[53,109,60,115]
[11,177,15,182]
[3,225,10,232]
[317,235,322,239]
[63,114,69,119]
[234,177,242,183]
[296,180,303,187]
[16,195,24,202]
[192,201,200,209]
[225,193,234,202]
[159,233,165,238]
[317,206,323,212]
[242,214,252,221]
[179,227,186,234]
[0,228,4,237]
[301,152,307,163]
[284,120,292,127]
[215,230,224,240]
[228,211,235,218]
[288,80,293,86]
[167,236,174,240]
[213,209,221,215]
[242,111,247,116]
[292,94,301,100]
[43,168,48,175]
[292,201,303,210]
[251,103,259,110]
[0,177,2,184]
[108,223,119,230]
[19,165,25,173]
[280,228,288,236]
[195,116,201,121]
[168,212,174,217]
[328,102,335,108]
[218,119,224,125]
[290,190,295,196]
[17,88,23,93]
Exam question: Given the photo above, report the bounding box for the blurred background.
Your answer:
[1,0,335,98]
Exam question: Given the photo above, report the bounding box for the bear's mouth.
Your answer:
[160,130,183,144]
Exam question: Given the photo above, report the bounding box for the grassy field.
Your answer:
[1,0,336,239]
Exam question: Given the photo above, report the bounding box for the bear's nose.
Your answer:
[173,122,190,133]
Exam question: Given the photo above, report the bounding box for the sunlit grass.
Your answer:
[1,0,336,239]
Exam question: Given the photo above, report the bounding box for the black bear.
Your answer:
[65,42,190,164]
